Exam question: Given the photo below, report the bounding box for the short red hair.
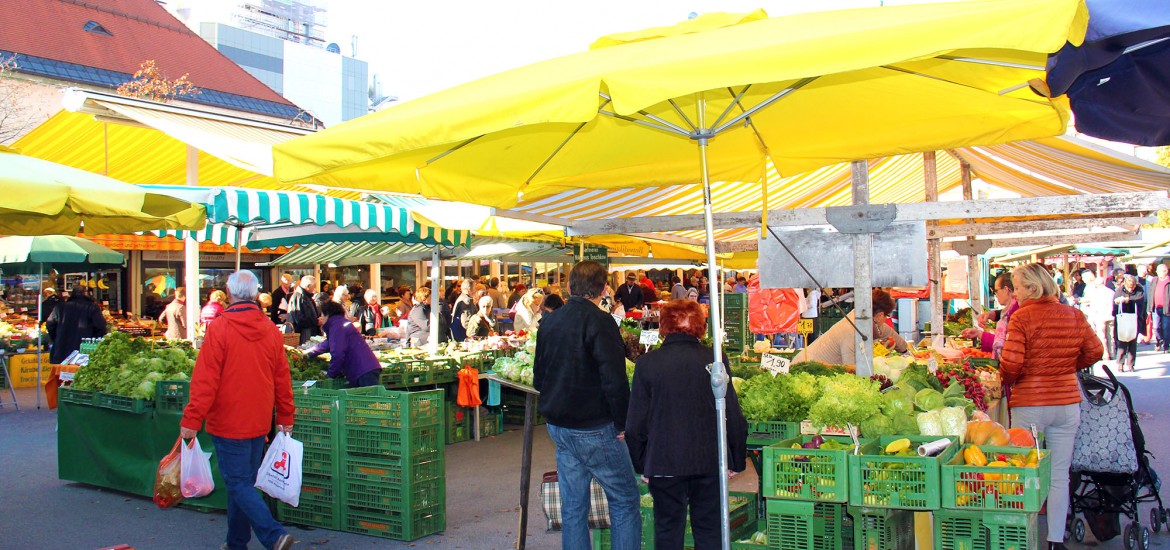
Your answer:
[659,299,707,339]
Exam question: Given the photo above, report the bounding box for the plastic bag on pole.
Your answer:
[179,437,215,498]
[153,437,184,509]
[746,275,803,335]
[255,432,303,507]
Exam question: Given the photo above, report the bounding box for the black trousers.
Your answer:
[647,474,721,550]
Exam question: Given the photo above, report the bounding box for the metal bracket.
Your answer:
[951,239,993,256]
[825,204,897,234]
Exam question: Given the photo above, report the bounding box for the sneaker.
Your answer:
[273,534,294,550]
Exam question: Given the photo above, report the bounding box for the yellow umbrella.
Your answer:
[0,145,206,235]
[273,1,1088,542]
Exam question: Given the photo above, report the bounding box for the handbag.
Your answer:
[1116,312,1138,343]
[1071,367,1138,474]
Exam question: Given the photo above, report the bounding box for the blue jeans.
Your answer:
[350,369,380,388]
[546,423,642,550]
[211,435,287,550]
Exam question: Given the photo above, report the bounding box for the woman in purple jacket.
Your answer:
[307,300,382,387]
[961,273,1020,359]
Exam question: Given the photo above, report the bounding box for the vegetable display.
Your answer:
[286,346,329,381]
[73,333,196,399]
[807,374,883,430]
[738,371,823,423]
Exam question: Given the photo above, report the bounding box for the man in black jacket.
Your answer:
[534,261,640,550]
[286,276,321,345]
[269,273,293,325]
[614,272,643,312]
[46,285,107,364]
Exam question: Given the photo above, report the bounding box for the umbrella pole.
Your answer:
[696,96,732,550]
[429,247,441,351]
[235,226,242,272]
[35,263,43,409]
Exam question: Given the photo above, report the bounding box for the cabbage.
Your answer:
[892,414,920,435]
[938,407,968,440]
[881,388,914,417]
[731,377,746,395]
[914,388,945,412]
[917,410,943,436]
[860,413,893,438]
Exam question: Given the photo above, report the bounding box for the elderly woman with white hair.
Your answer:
[513,288,545,332]
[463,295,497,339]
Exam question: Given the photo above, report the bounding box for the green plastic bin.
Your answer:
[762,436,862,502]
[941,445,1050,512]
[847,435,959,510]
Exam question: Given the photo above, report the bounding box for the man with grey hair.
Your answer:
[287,275,321,344]
[269,273,294,325]
[181,270,295,550]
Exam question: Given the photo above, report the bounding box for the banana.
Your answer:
[86,279,97,288]
[97,279,109,290]
[884,438,911,454]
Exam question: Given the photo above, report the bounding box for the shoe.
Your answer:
[1048,543,1069,550]
[273,534,294,550]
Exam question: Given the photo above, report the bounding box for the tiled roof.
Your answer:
[2,0,308,121]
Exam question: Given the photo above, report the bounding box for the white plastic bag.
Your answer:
[255,432,303,507]
[1117,312,1138,343]
[180,437,215,498]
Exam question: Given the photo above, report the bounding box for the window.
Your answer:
[83,21,113,36]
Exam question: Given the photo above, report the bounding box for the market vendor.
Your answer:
[798,288,906,366]
[305,300,381,388]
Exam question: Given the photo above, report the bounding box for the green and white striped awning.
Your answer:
[270,237,578,266]
[143,186,470,248]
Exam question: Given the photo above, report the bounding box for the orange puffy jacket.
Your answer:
[999,296,1103,408]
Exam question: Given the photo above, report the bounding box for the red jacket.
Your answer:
[999,296,1102,408]
[181,302,294,438]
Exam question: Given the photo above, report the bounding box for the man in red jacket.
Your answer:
[181,270,295,550]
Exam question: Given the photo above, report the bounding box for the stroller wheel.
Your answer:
[1125,522,1137,550]
[1142,526,1152,550]
[1073,518,1086,543]
[1152,508,1163,533]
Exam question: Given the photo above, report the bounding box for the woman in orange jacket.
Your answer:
[1000,262,1103,550]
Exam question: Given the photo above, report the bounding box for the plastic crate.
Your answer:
[480,408,504,437]
[446,405,471,445]
[277,498,341,531]
[344,388,443,429]
[343,505,445,541]
[292,421,336,451]
[762,436,860,502]
[723,292,747,309]
[95,392,154,413]
[346,478,444,514]
[963,357,1000,369]
[850,506,915,550]
[344,424,443,460]
[933,509,989,550]
[301,446,336,477]
[941,445,1050,512]
[747,421,800,447]
[292,390,338,425]
[591,492,757,550]
[58,386,97,406]
[765,499,846,550]
[431,368,456,385]
[847,435,960,510]
[345,456,443,486]
[154,380,189,411]
[984,511,1037,550]
[381,369,433,388]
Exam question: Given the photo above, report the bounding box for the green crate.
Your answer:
[765,499,846,550]
[480,408,504,437]
[942,445,1049,512]
[723,292,747,309]
[848,435,959,510]
[293,391,339,425]
[302,446,336,477]
[762,436,860,502]
[446,404,471,445]
[344,388,443,429]
[344,424,443,460]
[591,492,757,550]
[732,540,767,550]
[292,421,336,451]
[345,456,444,486]
[95,392,154,413]
[346,478,444,514]
[381,369,433,388]
[343,505,445,541]
[58,386,97,406]
[278,498,341,531]
[154,380,189,411]
[747,421,801,447]
[984,511,1037,550]
[431,368,456,385]
[850,506,915,550]
[934,509,989,550]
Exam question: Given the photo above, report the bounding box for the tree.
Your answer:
[0,55,43,144]
[116,60,200,102]
[1151,147,1170,228]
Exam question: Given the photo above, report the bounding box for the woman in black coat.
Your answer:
[625,299,748,550]
[1114,274,1146,372]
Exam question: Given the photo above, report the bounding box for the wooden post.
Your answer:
[960,161,981,310]
[516,392,537,550]
[924,152,944,336]
[851,160,874,376]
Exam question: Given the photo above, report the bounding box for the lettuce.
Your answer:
[738,371,823,422]
[860,413,893,438]
[881,387,914,417]
[914,388,945,412]
[938,407,968,440]
[917,410,943,436]
[892,413,920,435]
[808,374,883,429]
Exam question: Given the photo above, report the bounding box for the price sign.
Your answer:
[927,356,939,374]
[761,353,791,376]
[102,301,109,306]
[797,319,814,335]
[300,380,317,388]
[19,307,27,313]
[638,330,660,346]
[59,371,75,382]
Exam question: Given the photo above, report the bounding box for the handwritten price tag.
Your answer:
[761,353,791,376]
[797,319,814,334]
[638,329,660,346]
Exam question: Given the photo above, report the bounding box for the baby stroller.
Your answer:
[1067,365,1166,550]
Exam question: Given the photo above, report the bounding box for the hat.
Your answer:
[626,273,637,280]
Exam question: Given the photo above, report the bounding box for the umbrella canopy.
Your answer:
[0,235,125,273]
[1040,0,1170,145]
[274,0,1087,205]
[142,185,471,248]
[0,146,206,235]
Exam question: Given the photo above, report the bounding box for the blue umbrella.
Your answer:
[1041,0,1170,145]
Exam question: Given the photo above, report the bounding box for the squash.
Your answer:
[1007,427,1035,447]
[964,445,988,467]
[965,420,1010,446]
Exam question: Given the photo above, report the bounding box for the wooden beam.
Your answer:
[958,230,1141,254]
[929,215,1155,238]
[564,192,1170,235]
[490,208,573,227]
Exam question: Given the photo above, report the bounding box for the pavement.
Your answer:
[2,347,1170,549]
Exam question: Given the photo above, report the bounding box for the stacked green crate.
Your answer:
[341,387,446,541]
[850,506,914,550]
[722,292,750,352]
[278,387,344,530]
[590,491,758,550]
[765,499,847,550]
[932,509,1038,550]
[445,402,471,445]
[500,387,544,425]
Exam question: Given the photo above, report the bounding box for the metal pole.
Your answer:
[851,161,874,376]
[697,94,732,550]
[235,226,242,272]
[184,145,200,343]
[429,247,441,351]
[35,263,43,409]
